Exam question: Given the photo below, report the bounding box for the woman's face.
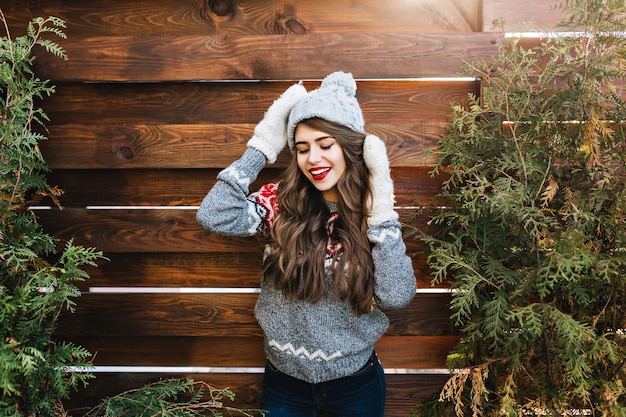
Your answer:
[294,123,347,202]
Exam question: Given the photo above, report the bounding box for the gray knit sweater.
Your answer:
[196,147,416,383]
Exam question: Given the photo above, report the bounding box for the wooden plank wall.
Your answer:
[4,1,561,415]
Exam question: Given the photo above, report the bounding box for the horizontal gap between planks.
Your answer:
[505,30,626,38]
[79,77,478,84]
[85,287,452,294]
[32,206,420,210]
[30,206,200,210]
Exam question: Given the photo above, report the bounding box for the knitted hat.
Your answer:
[287,71,364,151]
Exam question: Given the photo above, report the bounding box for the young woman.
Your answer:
[197,71,416,417]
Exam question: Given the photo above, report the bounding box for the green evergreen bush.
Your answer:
[414,0,626,416]
[0,12,98,417]
[0,11,262,417]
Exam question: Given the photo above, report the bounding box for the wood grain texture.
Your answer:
[79,252,437,290]
[37,78,475,170]
[37,208,263,253]
[36,208,433,253]
[46,166,446,207]
[32,33,500,81]
[76,251,443,291]
[6,0,480,36]
[62,372,449,416]
[385,374,449,415]
[482,0,566,32]
[39,80,478,125]
[80,252,265,289]
[55,293,455,338]
[39,123,444,169]
[41,123,445,169]
[59,335,458,369]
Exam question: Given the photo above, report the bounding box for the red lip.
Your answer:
[309,167,331,181]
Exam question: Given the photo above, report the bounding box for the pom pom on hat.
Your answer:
[323,71,357,97]
[287,71,364,152]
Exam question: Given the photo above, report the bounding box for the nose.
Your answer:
[308,145,323,164]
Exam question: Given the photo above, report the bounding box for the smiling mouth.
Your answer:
[310,167,331,181]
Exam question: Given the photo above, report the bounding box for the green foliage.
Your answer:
[414,0,626,416]
[82,379,266,417]
[0,10,263,417]
[0,10,101,417]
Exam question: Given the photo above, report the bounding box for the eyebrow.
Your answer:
[295,135,335,146]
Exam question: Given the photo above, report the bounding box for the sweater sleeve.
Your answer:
[196,147,274,237]
[368,219,417,310]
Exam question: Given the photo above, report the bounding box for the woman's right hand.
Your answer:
[247,82,307,163]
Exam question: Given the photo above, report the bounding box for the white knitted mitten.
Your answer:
[363,134,398,226]
[247,82,307,163]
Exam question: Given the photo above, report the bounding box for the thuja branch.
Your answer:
[81,379,265,417]
[415,1,626,416]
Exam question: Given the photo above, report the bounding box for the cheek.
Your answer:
[335,163,347,180]
[332,152,347,177]
[296,155,308,174]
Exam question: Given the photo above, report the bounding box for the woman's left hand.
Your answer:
[363,135,398,227]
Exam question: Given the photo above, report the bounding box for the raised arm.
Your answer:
[363,134,417,309]
[196,83,307,236]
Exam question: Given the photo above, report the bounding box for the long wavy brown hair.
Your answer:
[261,118,376,315]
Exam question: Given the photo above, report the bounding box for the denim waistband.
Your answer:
[267,349,378,379]
[354,350,378,373]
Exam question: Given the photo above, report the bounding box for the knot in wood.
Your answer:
[116,144,134,160]
[208,0,235,18]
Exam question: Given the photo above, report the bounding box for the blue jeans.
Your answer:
[259,351,386,417]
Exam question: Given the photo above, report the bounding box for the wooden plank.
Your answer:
[55,293,455,338]
[482,0,566,32]
[451,0,483,32]
[47,168,229,208]
[413,251,448,289]
[62,372,448,416]
[81,252,264,289]
[59,335,458,369]
[37,208,262,253]
[5,0,480,36]
[39,80,478,125]
[40,122,445,169]
[32,33,500,81]
[63,336,266,367]
[384,294,456,336]
[376,336,458,369]
[385,374,449,416]
[36,208,432,253]
[56,293,266,338]
[81,252,434,290]
[77,251,442,291]
[46,166,446,207]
